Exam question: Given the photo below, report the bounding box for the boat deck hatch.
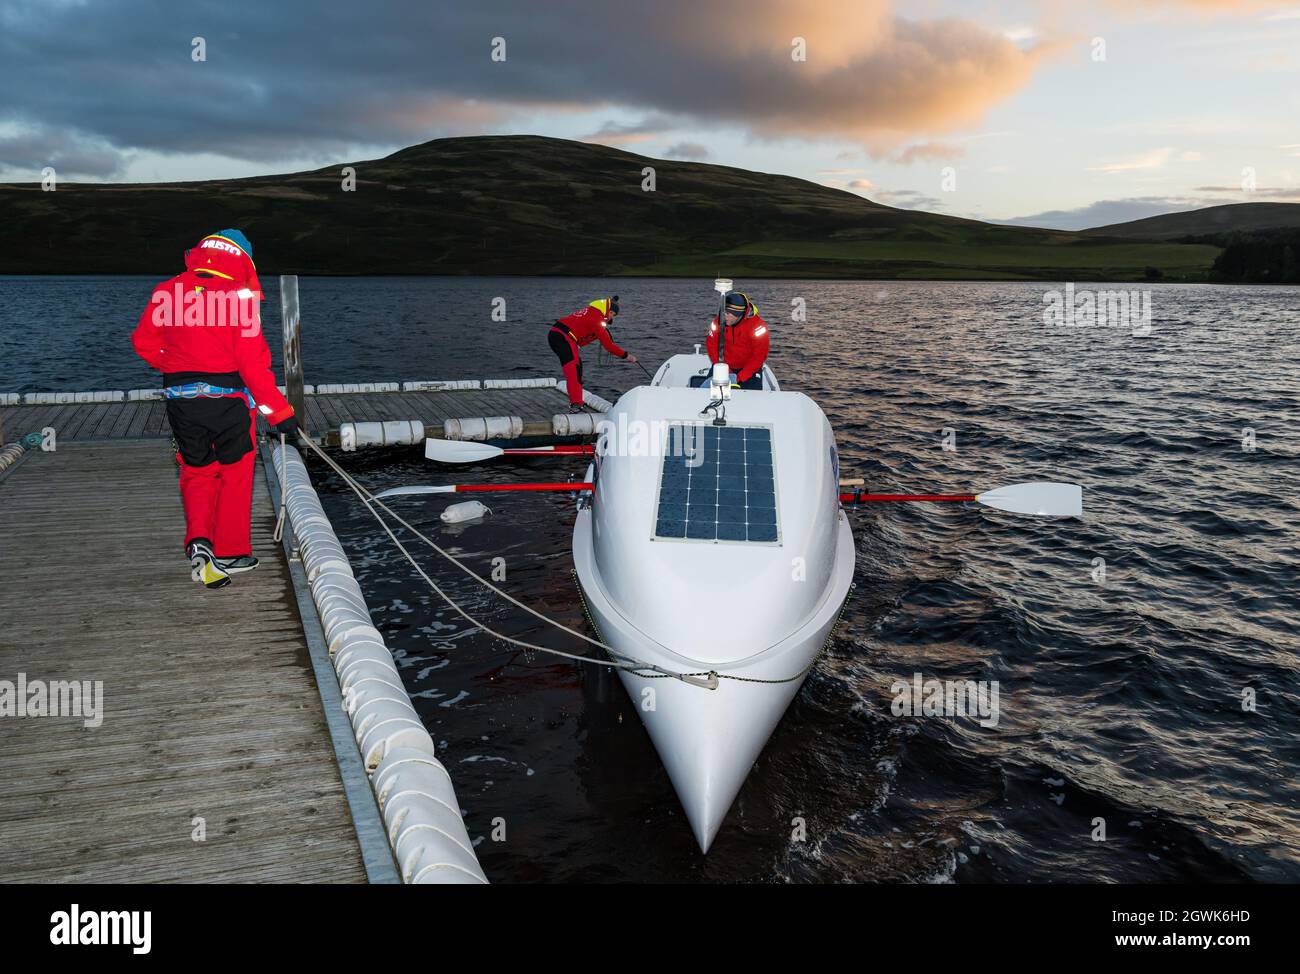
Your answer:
[652,424,779,544]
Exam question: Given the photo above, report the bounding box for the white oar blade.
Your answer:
[975,482,1082,517]
[424,439,503,463]
[374,485,455,499]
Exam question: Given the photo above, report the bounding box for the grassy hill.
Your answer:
[0,134,1227,281]
[1084,202,1300,241]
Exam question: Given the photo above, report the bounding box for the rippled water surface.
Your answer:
[6,276,1298,882]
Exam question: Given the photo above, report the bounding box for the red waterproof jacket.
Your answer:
[131,252,294,425]
[555,305,628,357]
[706,306,770,383]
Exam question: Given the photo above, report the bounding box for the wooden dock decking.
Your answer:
[0,384,577,446]
[0,440,367,882]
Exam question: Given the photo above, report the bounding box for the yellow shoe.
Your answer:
[187,539,231,589]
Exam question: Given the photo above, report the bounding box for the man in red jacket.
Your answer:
[706,290,770,390]
[549,296,639,411]
[131,229,297,589]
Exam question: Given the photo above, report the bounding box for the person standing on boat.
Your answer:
[706,290,770,390]
[549,296,638,412]
[130,229,298,589]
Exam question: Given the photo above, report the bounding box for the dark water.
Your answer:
[5,276,1299,882]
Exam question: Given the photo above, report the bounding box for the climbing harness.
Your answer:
[163,382,255,409]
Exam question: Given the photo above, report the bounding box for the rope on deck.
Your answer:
[0,442,27,473]
[0,432,43,474]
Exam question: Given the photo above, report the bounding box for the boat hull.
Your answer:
[573,507,855,852]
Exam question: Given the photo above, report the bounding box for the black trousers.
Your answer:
[165,396,254,466]
[548,327,583,384]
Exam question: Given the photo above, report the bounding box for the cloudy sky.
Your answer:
[1,0,1297,228]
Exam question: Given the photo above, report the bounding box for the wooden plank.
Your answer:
[0,439,367,883]
[313,394,348,430]
[2,405,46,437]
[109,401,140,439]
[30,403,71,438]
[57,403,103,440]
[305,397,329,434]
[144,400,170,437]
[87,401,130,439]
[126,400,154,437]
[365,393,402,422]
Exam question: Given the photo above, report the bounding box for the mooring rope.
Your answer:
[272,432,288,543]
[293,433,718,687]
[294,433,838,688]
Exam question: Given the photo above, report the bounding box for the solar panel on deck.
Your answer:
[654,424,779,544]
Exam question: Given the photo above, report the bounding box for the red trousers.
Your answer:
[175,409,256,557]
[548,327,585,405]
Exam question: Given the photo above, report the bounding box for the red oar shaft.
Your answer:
[839,492,976,503]
[501,446,593,456]
[455,482,593,493]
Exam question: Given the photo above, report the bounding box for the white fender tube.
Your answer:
[339,420,425,452]
[315,382,400,394]
[442,415,524,441]
[582,390,614,412]
[483,377,557,389]
[24,390,125,404]
[552,412,598,437]
[374,748,486,884]
[404,379,481,391]
[272,442,486,884]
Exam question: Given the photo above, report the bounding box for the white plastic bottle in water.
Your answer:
[440,500,491,523]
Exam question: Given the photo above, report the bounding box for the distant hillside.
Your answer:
[1082,202,1300,284]
[1085,202,1300,241]
[0,135,1222,281]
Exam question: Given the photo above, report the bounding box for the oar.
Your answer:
[840,482,1082,517]
[376,481,594,500]
[425,440,594,463]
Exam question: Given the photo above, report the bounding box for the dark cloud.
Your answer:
[0,0,1053,176]
[0,127,129,179]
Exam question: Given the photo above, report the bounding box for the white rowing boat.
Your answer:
[571,349,855,852]
[387,279,1082,856]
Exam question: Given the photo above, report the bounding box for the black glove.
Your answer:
[274,415,299,437]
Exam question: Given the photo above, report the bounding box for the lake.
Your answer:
[3,275,1298,882]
